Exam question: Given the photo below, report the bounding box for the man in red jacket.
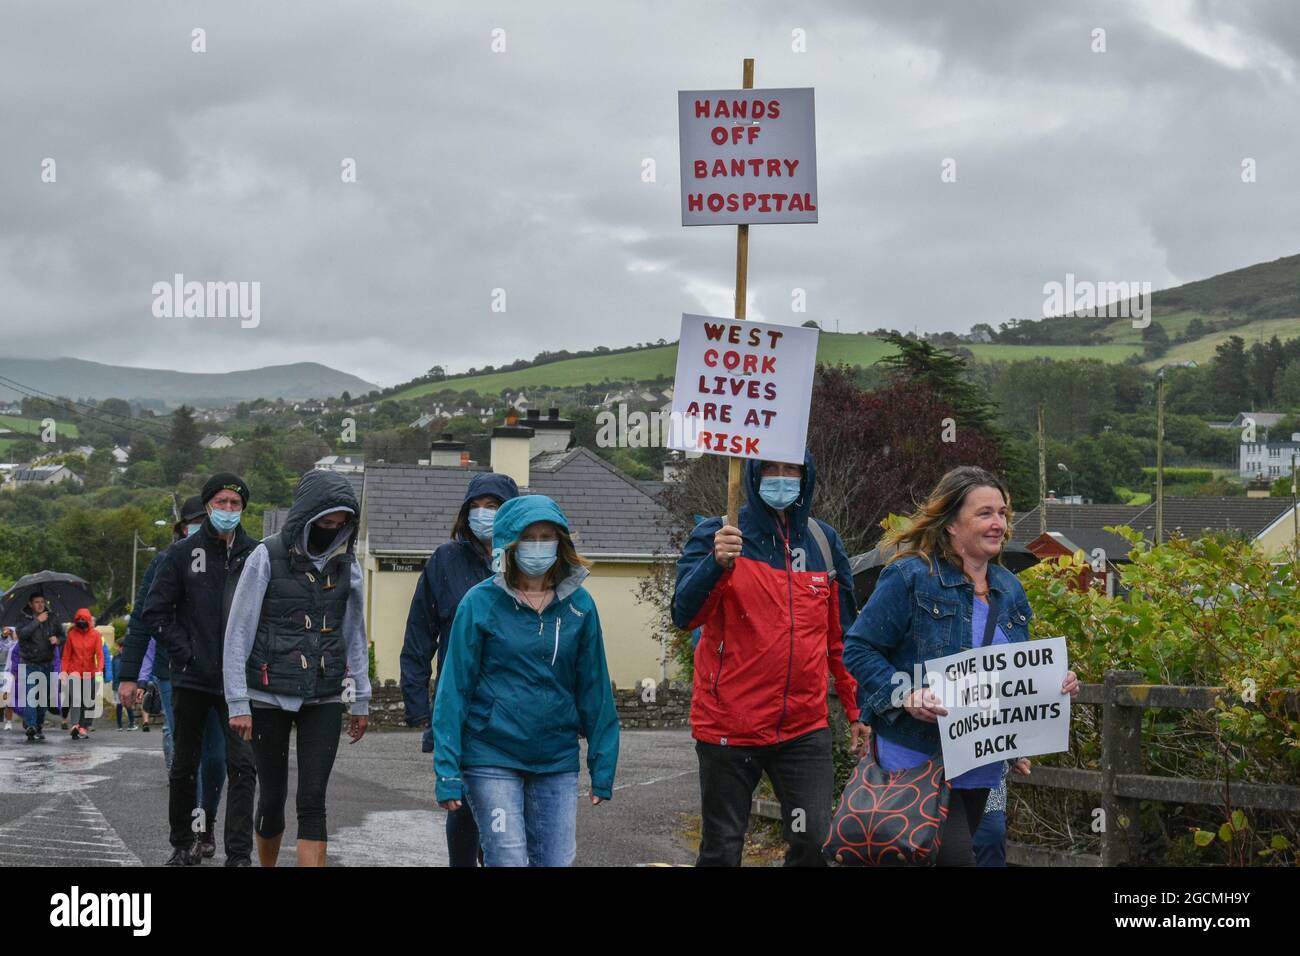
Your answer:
[672,451,868,866]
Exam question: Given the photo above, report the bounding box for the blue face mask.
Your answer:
[209,508,242,533]
[468,507,496,542]
[759,476,801,511]
[186,523,203,536]
[514,540,559,577]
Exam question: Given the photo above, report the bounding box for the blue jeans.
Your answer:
[22,665,52,730]
[462,767,578,867]
[973,809,1007,867]
[198,703,227,826]
[155,677,175,768]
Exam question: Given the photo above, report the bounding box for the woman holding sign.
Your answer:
[841,466,1080,866]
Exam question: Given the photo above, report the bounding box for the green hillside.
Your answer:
[388,252,1300,400]
[390,336,1144,399]
[0,414,79,438]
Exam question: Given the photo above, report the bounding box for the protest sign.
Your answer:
[667,313,818,465]
[677,87,818,226]
[926,637,1071,779]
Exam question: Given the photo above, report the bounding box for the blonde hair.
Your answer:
[882,466,1013,576]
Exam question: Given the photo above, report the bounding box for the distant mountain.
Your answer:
[0,358,377,408]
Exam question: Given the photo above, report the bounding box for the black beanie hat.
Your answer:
[201,472,249,507]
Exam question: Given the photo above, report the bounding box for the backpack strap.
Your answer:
[805,518,836,582]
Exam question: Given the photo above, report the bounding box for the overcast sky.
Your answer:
[3,0,1299,388]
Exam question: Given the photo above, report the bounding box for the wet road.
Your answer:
[0,722,699,866]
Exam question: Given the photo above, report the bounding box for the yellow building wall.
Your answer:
[363,556,675,690]
[1254,511,1300,558]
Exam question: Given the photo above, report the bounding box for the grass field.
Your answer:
[0,414,78,438]
[1144,315,1300,368]
[391,334,1144,399]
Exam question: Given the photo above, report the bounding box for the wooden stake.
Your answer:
[726,57,755,528]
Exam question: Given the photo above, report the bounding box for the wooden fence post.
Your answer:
[1101,669,1144,865]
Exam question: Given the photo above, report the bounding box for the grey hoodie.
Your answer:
[224,500,371,718]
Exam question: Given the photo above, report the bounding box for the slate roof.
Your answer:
[363,447,675,557]
[1012,498,1296,545]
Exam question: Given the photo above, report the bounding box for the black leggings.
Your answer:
[250,703,343,842]
[936,787,990,867]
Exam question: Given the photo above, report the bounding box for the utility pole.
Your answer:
[1155,369,1165,545]
[130,531,157,610]
[1038,402,1047,536]
[1292,452,1297,557]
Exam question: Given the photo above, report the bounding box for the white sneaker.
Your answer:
[3,722,10,731]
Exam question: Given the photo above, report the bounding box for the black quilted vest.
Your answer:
[248,533,352,698]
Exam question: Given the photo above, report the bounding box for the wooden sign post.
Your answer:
[677,58,819,528]
[727,57,754,528]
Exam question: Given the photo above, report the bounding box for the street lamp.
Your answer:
[129,521,166,610]
[1056,462,1075,501]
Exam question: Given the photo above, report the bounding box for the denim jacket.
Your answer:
[842,554,1033,754]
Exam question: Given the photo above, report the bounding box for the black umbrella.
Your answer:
[0,571,96,628]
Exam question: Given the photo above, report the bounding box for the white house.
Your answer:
[199,434,235,450]
[5,465,83,489]
[315,454,365,474]
[1240,435,1300,479]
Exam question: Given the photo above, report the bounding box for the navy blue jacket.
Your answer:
[842,554,1033,754]
[399,472,519,727]
[118,551,168,683]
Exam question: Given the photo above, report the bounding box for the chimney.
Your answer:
[429,433,466,467]
[663,451,688,483]
[490,418,534,487]
[528,407,574,455]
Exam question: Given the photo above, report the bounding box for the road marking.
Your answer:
[0,790,141,866]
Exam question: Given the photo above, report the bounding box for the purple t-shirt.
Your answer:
[878,595,1008,790]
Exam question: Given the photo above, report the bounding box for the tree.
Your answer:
[876,333,1000,440]
[129,435,157,463]
[163,406,202,482]
[1209,336,1251,414]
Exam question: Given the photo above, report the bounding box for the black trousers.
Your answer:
[935,787,990,867]
[169,687,256,859]
[249,703,343,842]
[695,727,833,867]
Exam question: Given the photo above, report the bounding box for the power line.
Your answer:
[0,373,171,447]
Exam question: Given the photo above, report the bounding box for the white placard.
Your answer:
[666,313,817,465]
[927,637,1072,779]
[678,88,818,226]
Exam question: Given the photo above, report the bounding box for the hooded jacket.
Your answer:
[17,605,63,666]
[671,450,861,746]
[118,551,168,684]
[224,469,371,717]
[432,494,620,802]
[400,471,519,726]
[60,609,103,675]
[142,512,257,694]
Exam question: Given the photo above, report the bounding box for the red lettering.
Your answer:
[694,99,710,118]
[768,100,780,118]
[742,353,758,374]
[745,437,760,455]
[703,322,727,341]
[710,126,728,146]
[709,194,725,211]
[726,326,741,344]
[764,382,777,401]
[766,158,780,177]
[687,193,703,212]
[693,160,707,179]
[784,159,799,176]
[766,330,784,348]
[761,355,776,374]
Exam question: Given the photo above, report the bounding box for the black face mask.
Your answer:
[308,522,344,553]
[75,620,89,630]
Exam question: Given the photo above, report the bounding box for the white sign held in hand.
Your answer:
[667,313,818,465]
[678,88,818,226]
[927,637,1072,779]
